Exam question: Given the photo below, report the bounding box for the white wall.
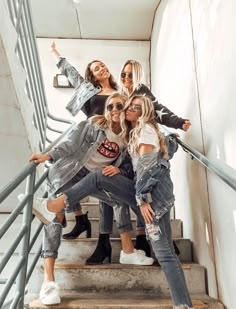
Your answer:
[0,0,40,211]
[151,0,236,308]
[37,38,150,141]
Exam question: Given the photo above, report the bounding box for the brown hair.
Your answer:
[85,60,118,90]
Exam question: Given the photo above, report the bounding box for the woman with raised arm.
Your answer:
[50,42,122,245]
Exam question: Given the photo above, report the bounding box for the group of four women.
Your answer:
[28,42,193,308]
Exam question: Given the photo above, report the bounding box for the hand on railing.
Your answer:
[29,153,51,164]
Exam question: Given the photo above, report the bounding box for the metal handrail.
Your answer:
[177,137,236,191]
[0,123,75,309]
[0,0,75,308]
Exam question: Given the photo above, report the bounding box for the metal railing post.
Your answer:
[15,171,36,309]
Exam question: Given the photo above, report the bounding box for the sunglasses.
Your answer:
[106,102,124,112]
[121,72,133,79]
[127,105,142,113]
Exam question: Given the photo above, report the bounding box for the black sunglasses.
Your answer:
[106,102,124,112]
[121,72,133,79]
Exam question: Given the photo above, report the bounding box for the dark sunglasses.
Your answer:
[106,102,124,112]
[127,105,142,113]
[121,72,133,79]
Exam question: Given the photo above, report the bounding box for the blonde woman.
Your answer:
[122,95,193,309]
[29,93,154,305]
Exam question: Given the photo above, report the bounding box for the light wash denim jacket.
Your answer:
[135,135,178,216]
[57,57,101,116]
[47,120,128,195]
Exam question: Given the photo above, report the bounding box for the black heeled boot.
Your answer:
[134,234,151,257]
[86,233,112,265]
[62,212,91,239]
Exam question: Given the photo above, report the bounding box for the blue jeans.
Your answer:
[42,168,135,258]
[99,202,114,233]
[147,210,192,308]
[63,169,144,230]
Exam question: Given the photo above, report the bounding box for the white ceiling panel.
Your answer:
[30,0,161,40]
[31,0,81,38]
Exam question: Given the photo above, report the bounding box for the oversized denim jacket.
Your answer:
[47,120,128,195]
[135,135,178,217]
[57,57,101,116]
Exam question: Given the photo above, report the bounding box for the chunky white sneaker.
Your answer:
[39,281,61,305]
[32,197,56,225]
[18,194,55,224]
[119,250,154,265]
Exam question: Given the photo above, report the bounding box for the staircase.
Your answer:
[25,200,223,309]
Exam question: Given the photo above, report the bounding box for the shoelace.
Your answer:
[43,282,59,295]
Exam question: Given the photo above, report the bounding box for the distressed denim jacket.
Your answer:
[135,135,178,216]
[57,57,101,116]
[47,120,129,195]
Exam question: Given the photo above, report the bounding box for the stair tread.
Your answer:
[61,237,190,242]
[26,293,222,308]
[54,262,198,269]
[66,217,181,222]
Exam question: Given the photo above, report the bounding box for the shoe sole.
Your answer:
[62,235,78,240]
[119,260,154,266]
[41,299,61,305]
[32,208,52,225]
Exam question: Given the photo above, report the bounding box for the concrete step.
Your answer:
[0,210,181,254]
[63,218,182,239]
[25,292,224,309]
[29,263,206,295]
[58,238,192,264]
[0,214,43,254]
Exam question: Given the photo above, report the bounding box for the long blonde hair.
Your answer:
[90,92,128,132]
[119,60,143,96]
[121,95,168,159]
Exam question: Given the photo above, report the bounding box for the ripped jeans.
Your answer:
[62,168,192,308]
[42,167,144,258]
[147,210,193,308]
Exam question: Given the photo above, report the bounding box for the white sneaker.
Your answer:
[134,249,146,256]
[119,250,154,265]
[39,281,61,305]
[18,194,55,225]
[32,197,55,225]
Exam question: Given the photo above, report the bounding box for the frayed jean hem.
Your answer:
[174,306,194,309]
[41,250,58,259]
[173,305,194,309]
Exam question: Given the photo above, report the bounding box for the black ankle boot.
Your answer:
[62,212,91,239]
[134,235,151,257]
[86,233,112,265]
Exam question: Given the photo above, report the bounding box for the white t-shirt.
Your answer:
[131,124,160,172]
[85,127,125,171]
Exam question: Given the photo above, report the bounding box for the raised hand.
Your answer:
[182,120,191,131]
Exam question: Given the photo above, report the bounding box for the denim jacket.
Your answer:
[58,59,188,130]
[135,135,178,216]
[57,57,101,116]
[47,120,128,195]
